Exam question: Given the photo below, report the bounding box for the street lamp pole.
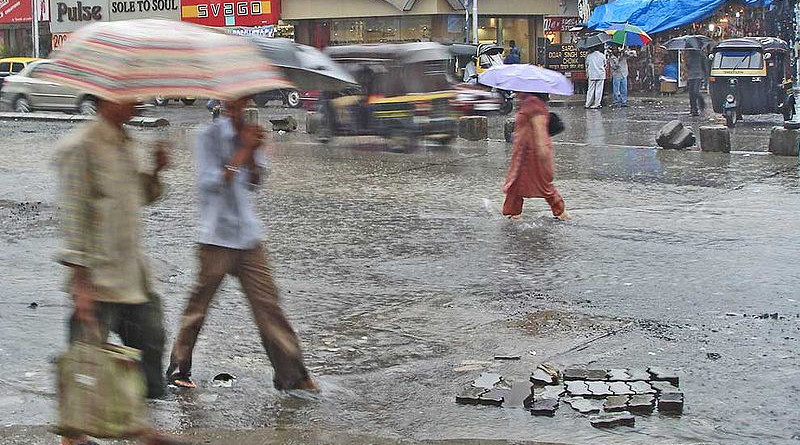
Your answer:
[788,0,800,127]
[472,0,478,44]
[31,0,40,57]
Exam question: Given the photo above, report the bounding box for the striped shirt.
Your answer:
[56,117,162,304]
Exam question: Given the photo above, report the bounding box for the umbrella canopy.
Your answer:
[604,23,652,47]
[663,35,714,51]
[577,32,612,50]
[250,37,357,91]
[478,64,573,96]
[31,19,292,102]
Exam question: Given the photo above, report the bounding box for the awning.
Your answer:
[587,0,779,35]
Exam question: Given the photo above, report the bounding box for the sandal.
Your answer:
[167,372,197,389]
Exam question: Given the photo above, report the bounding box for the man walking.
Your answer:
[56,98,177,445]
[166,97,316,392]
[585,47,606,109]
[687,50,707,116]
[609,47,629,107]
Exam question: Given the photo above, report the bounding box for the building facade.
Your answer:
[284,0,579,64]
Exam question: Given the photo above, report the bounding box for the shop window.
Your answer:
[501,18,530,63]
[332,19,365,45]
[400,16,431,42]
[477,17,498,43]
[446,15,466,43]
[365,17,400,43]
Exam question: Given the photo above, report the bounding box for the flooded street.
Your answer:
[1,99,799,444]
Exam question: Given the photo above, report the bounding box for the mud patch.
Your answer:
[0,200,58,241]
[514,310,627,337]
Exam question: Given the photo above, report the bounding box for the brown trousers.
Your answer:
[168,244,309,390]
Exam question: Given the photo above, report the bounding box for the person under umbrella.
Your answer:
[479,65,573,221]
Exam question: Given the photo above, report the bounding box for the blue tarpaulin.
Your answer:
[587,0,779,35]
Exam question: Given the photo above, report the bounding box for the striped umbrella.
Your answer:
[604,24,652,47]
[31,19,293,102]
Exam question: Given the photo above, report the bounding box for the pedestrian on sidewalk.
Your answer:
[609,46,629,107]
[166,96,317,392]
[687,50,707,116]
[585,47,606,109]
[56,98,182,445]
[502,93,571,221]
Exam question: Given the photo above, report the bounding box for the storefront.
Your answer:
[285,0,575,64]
[1,0,49,57]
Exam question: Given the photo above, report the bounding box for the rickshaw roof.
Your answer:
[447,43,478,57]
[714,37,788,52]
[325,42,452,64]
[478,43,504,56]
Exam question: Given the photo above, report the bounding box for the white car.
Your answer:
[0,59,97,115]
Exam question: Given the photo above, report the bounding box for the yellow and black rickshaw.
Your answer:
[317,42,458,148]
[709,37,793,127]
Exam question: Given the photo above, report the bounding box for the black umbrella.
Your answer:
[250,37,357,91]
[662,35,714,51]
[577,32,612,50]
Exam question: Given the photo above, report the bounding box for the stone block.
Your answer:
[769,126,800,156]
[565,397,603,414]
[606,369,631,381]
[699,125,731,153]
[586,381,612,397]
[504,381,534,408]
[628,381,656,395]
[563,368,588,381]
[535,384,565,400]
[472,372,502,389]
[656,120,695,149]
[504,118,515,143]
[306,111,319,134]
[529,398,559,416]
[590,412,636,428]
[627,369,651,381]
[455,386,487,405]
[459,116,488,141]
[608,381,634,396]
[658,392,684,414]
[565,381,591,397]
[586,369,609,381]
[604,395,629,412]
[478,388,506,406]
[651,381,681,394]
[627,394,656,414]
[530,363,560,386]
[647,367,679,386]
[270,116,298,132]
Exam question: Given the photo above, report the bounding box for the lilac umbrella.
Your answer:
[478,64,573,95]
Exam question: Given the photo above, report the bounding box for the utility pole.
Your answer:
[787,0,800,128]
[472,0,478,44]
[31,0,40,57]
[464,1,469,43]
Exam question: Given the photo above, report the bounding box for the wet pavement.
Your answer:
[1,97,799,444]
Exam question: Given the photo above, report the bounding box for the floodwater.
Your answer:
[1,99,798,444]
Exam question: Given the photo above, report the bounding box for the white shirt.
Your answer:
[586,51,607,80]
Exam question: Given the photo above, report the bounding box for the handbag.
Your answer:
[56,341,150,439]
[548,112,565,136]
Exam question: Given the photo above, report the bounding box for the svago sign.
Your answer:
[181,0,278,27]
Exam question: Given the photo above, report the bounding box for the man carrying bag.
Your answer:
[55,98,183,445]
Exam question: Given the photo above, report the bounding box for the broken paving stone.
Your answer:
[504,381,534,408]
[586,381,613,397]
[565,380,592,397]
[456,386,488,405]
[562,368,588,381]
[608,381,634,396]
[535,384,565,400]
[530,367,558,386]
[478,388,506,406]
[650,380,681,394]
[706,352,722,361]
[627,394,656,414]
[648,367,680,386]
[529,398,559,416]
[565,397,603,414]
[627,381,656,395]
[606,369,631,381]
[472,372,503,389]
[585,369,609,381]
[590,412,636,428]
[603,395,629,412]
[626,369,651,381]
[658,392,684,414]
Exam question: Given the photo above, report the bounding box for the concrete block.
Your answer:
[565,380,591,397]
[529,398,559,416]
[459,115,488,141]
[656,120,695,149]
[306,111,319,134]
[504,117,515,143]
[590,412,635,428]
[586,381,612,397]
[769,126,800,156]
[269,115,298,132]
[604,395,629,412]
[651,380,681,394]
[627,394,656,414]
[699,125,731,153]
[658,392,684,414]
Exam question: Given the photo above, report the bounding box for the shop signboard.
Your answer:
[544,43,587,72]
[51,31,70,49]
[225,24,274,37]
[108,0,179,22]
[544,16,581,32]
[181,0,279,27]
[49,0,179,33]
[0,0,32,24]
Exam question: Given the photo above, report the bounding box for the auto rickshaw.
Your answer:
[317,42,458,148]
[709,37,793,127]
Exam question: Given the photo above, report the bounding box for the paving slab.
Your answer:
[585,369,609,381]
[530,368,557,386]
[585,381,613,397]
[603,395,629,412]
[562,368,588,381]
[648,367,680,386]
[535,384,565,400]
[529,398,559,417]
[478,389,506,406]
[658,392,685,414]
[626,369,651,381]
[627,381,656,395]
[565,397,603,414]
[606,369,631,381]
[455,386,487,405]
[565,380,591,397]
[650,380,681,394]
[608,381,634,396]
[627,394,656,414]
[590,412,636,428]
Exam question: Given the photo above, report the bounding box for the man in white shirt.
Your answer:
[585,47,607,109]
